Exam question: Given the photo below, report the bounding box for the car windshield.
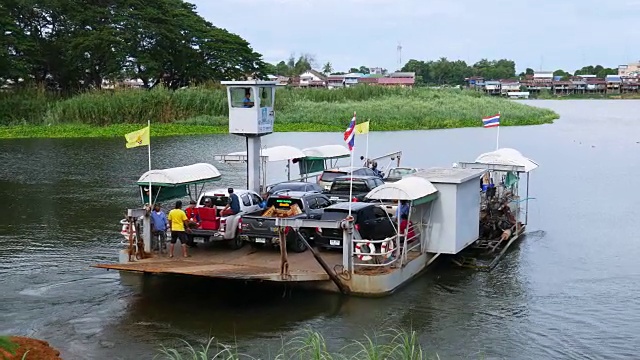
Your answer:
[331,180,369,193]
[387,168,415,178]
[320,171,347,182]
[266,197,304,210]
[200,194,228,207]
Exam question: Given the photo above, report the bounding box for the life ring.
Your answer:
[354,240,375,261]
[380,239,395,259]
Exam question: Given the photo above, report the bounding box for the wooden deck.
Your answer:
[94,244,343,282]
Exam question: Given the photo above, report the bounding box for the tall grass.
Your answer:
[0,85,558,136]
[154,328,440,360]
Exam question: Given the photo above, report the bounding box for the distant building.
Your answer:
[618,62,640,77]
[369,67,384,75]
[298,70,327,87]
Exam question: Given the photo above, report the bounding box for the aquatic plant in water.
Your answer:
[154,328,440,360]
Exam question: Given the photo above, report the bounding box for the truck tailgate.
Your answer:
[239,216,279,237]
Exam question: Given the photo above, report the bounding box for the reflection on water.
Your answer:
[2,100,640,359]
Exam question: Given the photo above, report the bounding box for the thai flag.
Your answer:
[482,114,500,128]
[343,112,356,151]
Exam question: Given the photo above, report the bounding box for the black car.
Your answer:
[314,202,396,249]
[267,181,323,195]
[324,175,385,203]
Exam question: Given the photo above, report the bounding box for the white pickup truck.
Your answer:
[191,188,262,249]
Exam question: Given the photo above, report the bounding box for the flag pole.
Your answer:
[148,119,152,205]
[348,112,356,217]
[496,112,500,150]
[365,119,369,165]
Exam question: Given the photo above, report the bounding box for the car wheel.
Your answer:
[228,234,244,250]
[288,231,307,253]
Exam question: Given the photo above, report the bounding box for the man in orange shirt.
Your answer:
[167,200,191,258]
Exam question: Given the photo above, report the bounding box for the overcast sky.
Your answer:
[192,0,640,73]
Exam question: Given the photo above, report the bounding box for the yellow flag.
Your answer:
[125,126,150,148]
[354,121,370,135]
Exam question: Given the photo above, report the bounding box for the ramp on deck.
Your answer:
[94,246,342,282]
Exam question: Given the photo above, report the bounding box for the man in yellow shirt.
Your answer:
[167,200,190,258]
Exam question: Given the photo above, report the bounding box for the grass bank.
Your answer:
[0,86,558,139]
[156,328,438,360]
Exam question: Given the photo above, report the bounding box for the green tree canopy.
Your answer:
[0,0,266,91]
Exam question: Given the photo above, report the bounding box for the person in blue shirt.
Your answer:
[221,188,241,216]
[150,203,168,250]
[396,200,410,219]
[242,91,254,108]
[258,193,268,209]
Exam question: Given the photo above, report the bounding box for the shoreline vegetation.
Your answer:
[0,86,558,139]
[156,328,437,360]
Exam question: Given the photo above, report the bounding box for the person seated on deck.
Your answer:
[185,200,200,228]
[242,90,254,108]
[184,200,200,248]
[220,188,241,216]
[399,213,416,245]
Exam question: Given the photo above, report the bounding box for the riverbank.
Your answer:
[0,86,558,139]
[0,336,62,360]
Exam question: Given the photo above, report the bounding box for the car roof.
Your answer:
[202,189,253,196]
[270,181,320,188]
[326,202,374,211]
[333,174,379,181]
[269,191,322,198]
[323,166,366,173]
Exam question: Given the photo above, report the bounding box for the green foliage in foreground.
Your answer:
[0,336,19,355]
[155,329,438,360]
[0,86,558,138]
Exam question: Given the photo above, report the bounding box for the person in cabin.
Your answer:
[221,188,241,216]
[150,203,168,250]
[258,193,268,209]
[167,200,191,258]
[242,89,254,108]
[203,198,214,208]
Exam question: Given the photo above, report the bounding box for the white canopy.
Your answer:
[227,145,306,162]
[302,145,350,159]
[366,176,438,201]
[474,148,539,172]
[137,163,221,186]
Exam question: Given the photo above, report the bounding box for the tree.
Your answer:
[275,61,289,76]
[322,62,333,75]
[358,66,370,74]
[0,0,267,91]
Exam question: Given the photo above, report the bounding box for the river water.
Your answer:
[1,100,640,359]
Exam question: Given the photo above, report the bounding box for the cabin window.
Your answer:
[250,193,262,205]
[241,194,252,207]
[316,197,331,208]
[258,87,273,108]
[230,87,254,108]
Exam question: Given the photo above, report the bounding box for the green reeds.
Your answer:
[0,85,558,138]
[154,328,440,360]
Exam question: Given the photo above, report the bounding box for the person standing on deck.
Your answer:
[396,200,410,219]
[221,188,241,216]
[167,200,190,258]
[150,203,168,250]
